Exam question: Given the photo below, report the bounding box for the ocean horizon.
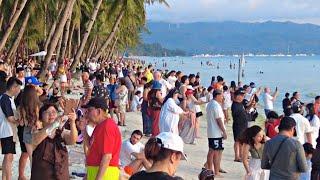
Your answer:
[137,55,320,112]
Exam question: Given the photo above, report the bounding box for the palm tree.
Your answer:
[0,0,28,53]
[39,0,76,79]
[70,0,104,70]
[93,0,168,60]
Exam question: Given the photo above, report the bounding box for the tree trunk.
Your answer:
[55,35,62,62]
[9,0,19,22]
[59,15,71,65]
[94,8,125,60]
[7,12,30,64]
[86,35,97,61]
[77,27,81,47]
[0,13,3,32]
[44,6,64,52]
[67,22,75,58]
[106,36,118,63]
[70,0,103,71]
[39,0,76,80]
[0,0,28,53]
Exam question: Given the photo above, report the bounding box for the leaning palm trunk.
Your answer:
[59,16,71,65]
[93,8,125,60]
[7,12,30,64]
[105,36,118,63]
[0,14,4,33]
[44,6,64,52]
[39,0,76,80]
[9,0,19,22]
[0,0,28,53]
[85,35,97,61]
[55,36,63,62]
[67,22,75,58]
[70,0,103,71]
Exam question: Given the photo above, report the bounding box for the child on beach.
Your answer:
[131,91,143,112]
[265,111,281,138]
[300,143,314,180]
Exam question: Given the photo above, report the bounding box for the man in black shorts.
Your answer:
[0,77,22,180]
[204,90,227,178]
[231,88,252,162]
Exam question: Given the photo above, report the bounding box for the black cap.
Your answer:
[278,116,296,131]
[212,89,223,98]
[234,88,246,96]
[81,97,108,110]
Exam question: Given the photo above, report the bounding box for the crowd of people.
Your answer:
[0,56,320,180]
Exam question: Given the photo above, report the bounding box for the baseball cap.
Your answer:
[156,132,187,160]
[185,89,194,96]
[250,82,256,88]
[186,85,194,90]
[234,88,246,96]
[25,76,43,86]
[81,97,108,110]
[152,80,162,90]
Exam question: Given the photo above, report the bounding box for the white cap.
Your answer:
[186,85,194,90]
[156,132,187,160]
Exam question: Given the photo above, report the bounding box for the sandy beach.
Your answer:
[0,107,251,179]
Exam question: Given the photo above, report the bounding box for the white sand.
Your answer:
[0,108,247,180]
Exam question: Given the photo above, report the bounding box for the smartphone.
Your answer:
[275,87,278,91]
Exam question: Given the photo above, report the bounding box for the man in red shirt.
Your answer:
[81,97,122,180]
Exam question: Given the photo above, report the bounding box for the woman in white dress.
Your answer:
[306,103,320,148]
[241,125,270,180]
[159,89,188,135]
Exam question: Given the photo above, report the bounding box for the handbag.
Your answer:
[265,137,288,169]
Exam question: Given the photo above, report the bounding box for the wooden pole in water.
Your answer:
[238,58,241,84]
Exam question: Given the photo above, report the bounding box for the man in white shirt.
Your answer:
[88,59,97,74]
[204,90,227,178]
[0,77,22,180]
[290,104,312,145]
[263,87,279,117]
[120,130,151,175]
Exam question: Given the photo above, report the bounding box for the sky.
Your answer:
[147,0,320,25]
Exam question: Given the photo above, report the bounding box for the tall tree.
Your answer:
[0,0,28,53]
[6,12,30,64]
[70,0,103,70]
[39,0,76,79]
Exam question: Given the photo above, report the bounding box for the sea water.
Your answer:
[138,56,320,112]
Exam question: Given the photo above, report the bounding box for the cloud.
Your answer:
[147,0,320,24]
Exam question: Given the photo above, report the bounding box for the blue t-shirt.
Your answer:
[107,84,118,100]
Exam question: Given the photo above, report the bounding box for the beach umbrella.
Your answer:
[29,51,56,57]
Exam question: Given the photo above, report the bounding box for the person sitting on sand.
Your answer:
[120,130,152,176]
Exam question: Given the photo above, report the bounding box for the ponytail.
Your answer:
[144,137,174,162]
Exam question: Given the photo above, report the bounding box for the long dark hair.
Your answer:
[239,125,264,146]
[20,85,41,127]
[306,103,315,122]
[163,88,178,104]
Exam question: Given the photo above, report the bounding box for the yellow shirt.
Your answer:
[145,70,153,83]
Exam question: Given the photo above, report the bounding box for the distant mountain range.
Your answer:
[140,21,320,55]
